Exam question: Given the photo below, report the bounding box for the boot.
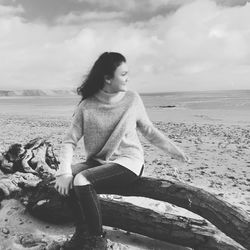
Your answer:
[68,189,88,230]
[61,189,89,250]
[61,232,89,250]
[61,235,107,250]
[79,235,107,250]
[74,184,103,236]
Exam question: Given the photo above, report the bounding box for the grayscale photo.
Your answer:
[0,0,249,249]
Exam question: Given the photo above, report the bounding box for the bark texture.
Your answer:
[102,177,250,249]
[25,182,245,249]
[101,198,245,250]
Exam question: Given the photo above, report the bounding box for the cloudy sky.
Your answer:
[0,0,250,92]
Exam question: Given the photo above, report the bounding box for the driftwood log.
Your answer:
[102,177,250,250]
[0,138,249,250]
[26,178,248,250]
[101,198,245,250]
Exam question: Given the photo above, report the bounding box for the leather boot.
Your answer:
[61,189,89,250]
[74,185,103,236]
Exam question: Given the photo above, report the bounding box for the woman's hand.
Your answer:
[54,174,73,196]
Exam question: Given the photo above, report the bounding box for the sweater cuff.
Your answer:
[55,172,73,177]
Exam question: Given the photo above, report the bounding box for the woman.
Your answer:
[54,52,189,249]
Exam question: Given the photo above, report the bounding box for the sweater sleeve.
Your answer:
[63,105,84,149]
[56,104,84,176]
[135,93,181,154]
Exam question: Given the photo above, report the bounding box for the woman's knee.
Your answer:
[71,162,91,176]
[73,173,90,186]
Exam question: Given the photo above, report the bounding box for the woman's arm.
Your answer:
[136,93,189,162]
[54,105,84,196]
[56,105,84,177]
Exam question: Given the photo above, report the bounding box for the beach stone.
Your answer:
[2,227,10,234]
[18,233,48,248]
[227,175,236,180]
[174,139,182,143]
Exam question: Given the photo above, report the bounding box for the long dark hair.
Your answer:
[77,52,126,102]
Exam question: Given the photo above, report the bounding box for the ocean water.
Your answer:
[0,90,249,124]
[142,89,250,110]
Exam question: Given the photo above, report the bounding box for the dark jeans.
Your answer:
[72,159,142,192]
[71,159,143,236]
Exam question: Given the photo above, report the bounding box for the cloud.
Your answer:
[0,0,250,92]
[56,11,126,25]
[215,0,250,7]
[1,0,250,24]
[0,3,23,16]
[0,0,193,24]
[61,0,194,24]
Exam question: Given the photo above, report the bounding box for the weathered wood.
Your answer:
[26,184,244,250]
[25,182,246,250]
[101,198,244,250]
[102,177,250,250]
[0,137,57,201]
[0,171,40,200]
[0,137,58,177]
[1,174,249,249]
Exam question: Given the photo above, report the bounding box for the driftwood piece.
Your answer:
[0,137,58,177]
[101,198,244,250]
[26,180,248,249]
[0,171,40,200]
[1,173,246,250]
[1,179,248,250]
[26,185,244,250]
[102,177,250,250]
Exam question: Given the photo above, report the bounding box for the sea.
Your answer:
[0,90,250,125]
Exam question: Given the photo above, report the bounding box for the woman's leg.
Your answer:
[68,160,100,219]
[73,163,139,237]
[62,160,100,250]
[71,159,100,176]
[68,159,99,225]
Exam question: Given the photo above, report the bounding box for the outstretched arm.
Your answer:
[136,93,189,162]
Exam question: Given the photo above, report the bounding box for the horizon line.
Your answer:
[0,88,250,96]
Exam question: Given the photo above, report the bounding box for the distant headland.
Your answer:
[0,89,76,97]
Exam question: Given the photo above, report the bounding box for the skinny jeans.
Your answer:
[72,159,143,236]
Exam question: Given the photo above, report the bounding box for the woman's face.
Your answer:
[105,62,129,93]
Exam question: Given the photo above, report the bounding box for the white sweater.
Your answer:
[58,89,178,176]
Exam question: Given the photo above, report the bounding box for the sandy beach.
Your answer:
[0,92,249,249]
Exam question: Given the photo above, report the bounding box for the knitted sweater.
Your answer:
[58,89,175,176]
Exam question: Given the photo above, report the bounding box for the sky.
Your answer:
[0,0,250,92]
